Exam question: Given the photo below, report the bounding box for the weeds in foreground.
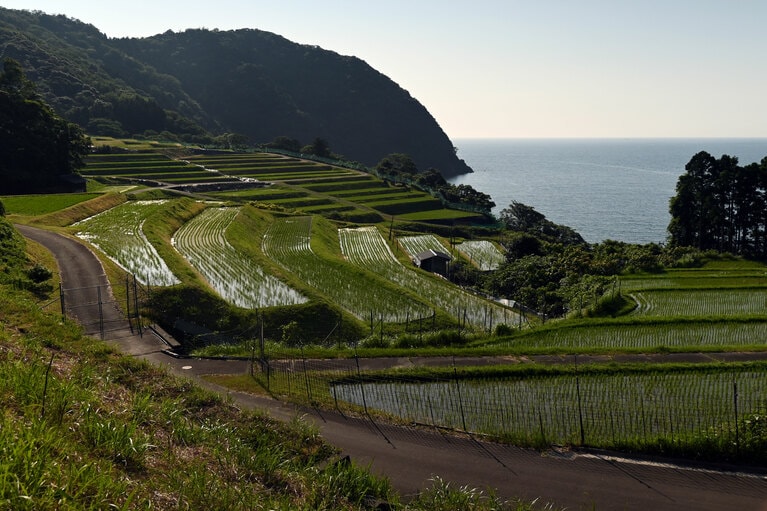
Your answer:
[0,283,559,510]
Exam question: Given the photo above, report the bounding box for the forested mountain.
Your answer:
[0,7,472,176]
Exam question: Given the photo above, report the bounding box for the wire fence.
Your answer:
[42,274,149,340]
[251,348,767,461]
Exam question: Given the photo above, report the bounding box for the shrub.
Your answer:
[27,264,52,283]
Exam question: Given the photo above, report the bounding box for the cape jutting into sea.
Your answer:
[450,138,767,245]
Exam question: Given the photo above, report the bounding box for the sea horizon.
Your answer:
[450,138,767,245]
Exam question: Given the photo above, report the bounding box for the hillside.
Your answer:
[0,7,472,176]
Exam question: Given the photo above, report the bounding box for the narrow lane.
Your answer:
[18,224,767,511]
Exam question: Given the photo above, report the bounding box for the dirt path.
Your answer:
[18,224,767,511]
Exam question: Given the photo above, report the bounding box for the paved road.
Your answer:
[18,224,767,511]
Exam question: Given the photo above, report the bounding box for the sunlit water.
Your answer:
[450,138,767,244]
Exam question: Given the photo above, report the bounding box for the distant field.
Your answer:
[497,319,767,351]
[485,260,767,352]
[82,151,491,226]
[339,226,517,330]
[1,193,101,216]
[398,235,448,257]
[397,209,486,222]
[83,152,239,185]
[456,240,506,271]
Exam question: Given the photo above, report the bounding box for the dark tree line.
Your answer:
[669,151,767,259]
[0,58,90,194]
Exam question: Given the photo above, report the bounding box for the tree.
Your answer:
[301,137,333,158]
[500,202,546,231]
[414,168,447,188]
[500,201,585,245]
[266,136,302,152]
[0,58,90,194]
[668,151,767,259]
[504,233,543,260]
[375,153,418,177]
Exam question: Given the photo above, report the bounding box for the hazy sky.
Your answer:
[4,1,767,139]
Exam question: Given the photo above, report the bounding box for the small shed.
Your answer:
[414,249,452,277]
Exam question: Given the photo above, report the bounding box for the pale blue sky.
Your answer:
[4,1,767,139]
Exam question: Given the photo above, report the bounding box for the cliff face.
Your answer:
[0,8,472,176]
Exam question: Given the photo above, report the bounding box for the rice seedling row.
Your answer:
[185,160,318,170]
[345,191,424,203]
[300,203,356,213]
[212,164,335,175]
[75,200,179,286]
[332,368,767,451]
[339,227,518,330]
[455,240,506,271]
[207,189,307,201]
[331,187,405,198]
[500,321,767,350]
[83,165,207,176]
[262,217,431,322]
[301,178,380,192]
[621,274,767,292]
[267,197,333,208]
[172,207,306,308]
[397,209,485,221]
[397,235,448,257]
[86,152,165,162]
[367,198,444,216]
[247,172,346,182]
[629,289,767,317]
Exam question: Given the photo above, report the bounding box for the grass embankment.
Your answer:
[1,215,552,510]
[5,193,127,228]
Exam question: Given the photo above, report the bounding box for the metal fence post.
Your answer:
[59,283,66,320]
[97,286,104,340]
[733,378,740,456]
[575,355,585,445]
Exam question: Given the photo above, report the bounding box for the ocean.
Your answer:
[449,138,767,244]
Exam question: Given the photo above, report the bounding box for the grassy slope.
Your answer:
[2,214,552,510]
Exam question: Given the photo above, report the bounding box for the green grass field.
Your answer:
[1,193,101,215]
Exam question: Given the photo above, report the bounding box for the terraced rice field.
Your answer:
[398,235,449,257]
[500,320,767,350]
[262,217,431,322]
[333,367,766,449]
[83,153,237,185]
[456,240,506,271]
[339,226,518,330]
[629,289,767,317]
[183,153,356,181]
[172,207,306,308]
[74,200,179,286]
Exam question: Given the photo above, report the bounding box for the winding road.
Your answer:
[18,224,767,511]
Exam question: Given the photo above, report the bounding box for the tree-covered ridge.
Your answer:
[0,58,89,194]
[668,151,767,259]
[375,153,495,214]
[0,7,472,176]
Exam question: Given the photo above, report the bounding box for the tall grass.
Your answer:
[0,282,410,509]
